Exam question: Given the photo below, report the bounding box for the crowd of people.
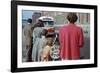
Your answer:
[23,13,84,62]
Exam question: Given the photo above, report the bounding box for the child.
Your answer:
[59,13,84,60]
[41,32,55,61]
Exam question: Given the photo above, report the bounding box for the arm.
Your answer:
[79,28,84,48]
[59,28,64,60]
[59,28,63,49]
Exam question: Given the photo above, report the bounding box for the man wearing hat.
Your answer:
[23,18,33,62]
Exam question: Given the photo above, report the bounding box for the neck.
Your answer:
[70,22,75,24]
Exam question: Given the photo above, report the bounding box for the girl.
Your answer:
[40,32,55,61]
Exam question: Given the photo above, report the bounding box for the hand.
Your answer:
[26,44,31,49]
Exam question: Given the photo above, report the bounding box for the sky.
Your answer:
[22,10,33,20]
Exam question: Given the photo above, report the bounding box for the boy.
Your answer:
[59,13,84,60]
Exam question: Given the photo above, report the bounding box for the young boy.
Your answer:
[59,13,84,60]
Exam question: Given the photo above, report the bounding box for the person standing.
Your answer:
[37,29,48,61]
[32,20,45,62]
[59,13,84,60]
[23,18,33,62]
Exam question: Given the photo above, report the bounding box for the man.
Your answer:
[59,13,84,60]
[24,18,33,62]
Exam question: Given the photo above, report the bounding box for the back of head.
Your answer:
[67,13,78,23]
[27,18,32,24]
[41,29,48,36]
[36,19,44,27]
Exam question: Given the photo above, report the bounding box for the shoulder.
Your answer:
[34,27,43,30]
[43,46,50,50]
[59,25,67,31]
[78,26,83,31]
[24,24,32,29]
[33,27,39,31]
[74,24,82,29]
[75,25,83,33]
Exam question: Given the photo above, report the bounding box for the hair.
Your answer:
[42,29,48,36]
[46,33,55,38]
[38,19,44,27]
[46,38,53,46]
[27,18,32,23]
[38,19,43,23]
[67,13,78,23]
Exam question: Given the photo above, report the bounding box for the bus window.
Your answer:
[43,21,54,27]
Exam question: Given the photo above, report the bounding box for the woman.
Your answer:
[59,13,84,60]
[32,20,45,62]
